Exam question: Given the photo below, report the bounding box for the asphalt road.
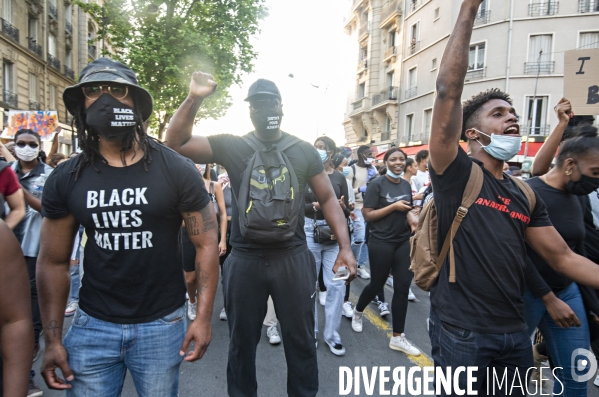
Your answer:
[33,272,599,396]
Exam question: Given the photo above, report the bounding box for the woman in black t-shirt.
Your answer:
[351,148,421,356]
[524,126,599,396]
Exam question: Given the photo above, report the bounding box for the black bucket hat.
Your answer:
[63,57,153,121]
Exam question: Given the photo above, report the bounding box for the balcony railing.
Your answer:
[3,90,18,108]
[358,22,369,38]
[381,131,391,141]
[408,41,420,55]
[64,65,75,80]
[28,37,42,57]
[524,61,555,74]
[352,98,366,111]
[29,100,41,111]
[528,2,558,16]
[405,86,417,99]
[409,0,421,13]
[384,46,397,61]
[48,53,61,71]
[48,3,58,19]
[381,0,402,23]
[578,0,599,12]
[474,9,491,25]
[88,45,97,58]
[522,124,550,136]
[1,18,19,43]
[65,20,73,35]
[372,86,398,106]
[357,59,367,72]
[465,68,486,82]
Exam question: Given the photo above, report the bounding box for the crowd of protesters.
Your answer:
[3,1,599,396]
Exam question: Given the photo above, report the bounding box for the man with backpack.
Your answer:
[420,0,599,394]
[166,74,356,397]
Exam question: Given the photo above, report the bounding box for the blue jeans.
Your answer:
[429,309,532,396]
[64,306,186,397]
[69,264,80,303]
[305,221,343,346]
[523,282,589,397]
[350,209,368,267]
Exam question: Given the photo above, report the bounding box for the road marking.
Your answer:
[350,292,434,368]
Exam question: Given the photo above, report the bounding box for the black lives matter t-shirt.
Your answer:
[363,176,412,244]
[42,141,210,324]
[207,132,323,249]
[525,177,585,292]
[429,148,551,333]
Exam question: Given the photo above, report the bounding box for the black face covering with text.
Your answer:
[250,107,283,136]
[86,94,138,141]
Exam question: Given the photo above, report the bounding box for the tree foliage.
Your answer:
[78,0,267,139]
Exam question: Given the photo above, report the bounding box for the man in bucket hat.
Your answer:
[36,58,219,396]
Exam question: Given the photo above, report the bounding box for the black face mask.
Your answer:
[566,174,599,196]
[86,94,138,141]
[250,107,283,135]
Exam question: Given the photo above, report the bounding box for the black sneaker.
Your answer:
[28,378,43,397]
[32,342,40,362]
[371,295,383,306]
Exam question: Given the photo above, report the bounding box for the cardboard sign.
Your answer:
[564,48,599,115]
[0,111,58,141]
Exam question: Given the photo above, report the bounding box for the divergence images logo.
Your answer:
[571,348,597,382]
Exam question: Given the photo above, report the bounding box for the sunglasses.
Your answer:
[250,98,281,112]
[82,84,129,100]
[16,142,39,149]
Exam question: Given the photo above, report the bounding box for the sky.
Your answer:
[195,0,355,148]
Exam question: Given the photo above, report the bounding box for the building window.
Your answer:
[409,22,420,54]
[49,85,57,110]
[468,43,485,70]
[48,34,57,56]
[406,114,414,142]
[424,109,432,139]
[525,96,549,135]
[358,82,366,99]
[386,71,394,87]
[3,0,13,23]
[528,0,559,17]
[526,34,553,73]
[434,7,440,20]
[388,30,396,47]
[3,61,14,92]
[432,58,438,70]
[28,16,37,41]
[29,73,38,101]
[408,67,417,88]
[475,0,490,25]
[580,31,599,49]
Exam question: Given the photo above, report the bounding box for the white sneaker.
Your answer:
[352,308,363,332]
[357,267,371,280]
[219,307,227,321]
[325,340,346,356]
[187,300,197,321]
[319,291,327,306]
[65,301,78,317]
[408,288,416,301]
[342,301,354,318]
[267,325,281,345]
[386,276,393,287]
[378,302,390,316]
[389,334,421,356]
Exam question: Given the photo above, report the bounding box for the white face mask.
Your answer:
[363,155,374,165]
[474,129,522,161]
[15,145,40,162]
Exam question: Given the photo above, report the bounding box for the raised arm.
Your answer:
[46,128,61,163]
[165,72,218,163]
[37,214,78,390]
[179,204,220,361]
[429,0,482,174]
[0,220,33,397]
[531,98,572,176]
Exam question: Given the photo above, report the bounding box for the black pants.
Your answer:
[223,245,318,397]
[356,239,412,334]
[25,256,41,345]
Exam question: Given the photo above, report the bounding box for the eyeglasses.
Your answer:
[249,98,281,112]
[82,84,129,100]
[16,141,39,149]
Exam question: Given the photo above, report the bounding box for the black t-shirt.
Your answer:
[207,132,323,249]
[363,175,412,244]
[42,141,210,324]
[305,170,350,220]
[525,177,585,293]
[429,148,551,333]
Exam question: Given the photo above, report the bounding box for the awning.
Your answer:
[516,142,543,157]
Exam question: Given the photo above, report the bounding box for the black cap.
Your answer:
[63,57,153,121]
[244,79,281,102]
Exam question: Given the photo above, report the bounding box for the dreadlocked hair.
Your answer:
[70,101,158,179]
[462,88,513,141]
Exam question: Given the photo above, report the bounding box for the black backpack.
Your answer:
[0,161,9,220]
[237,133,301,243]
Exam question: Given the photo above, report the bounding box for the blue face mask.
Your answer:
[386,169,402,179]
[475,129,522,161]
[342,166,351,177]
[317,149,328,163]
